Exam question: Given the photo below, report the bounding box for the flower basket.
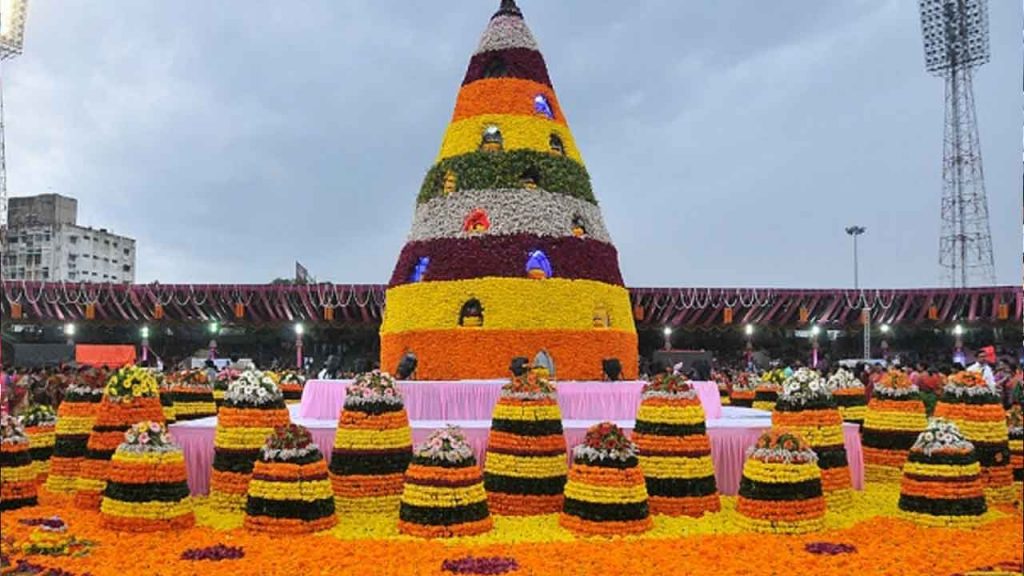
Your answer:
[398,426,492,538]
[1,415,38,510]
[559,422,652,536]
[827,369,867,425]
[933,371,1015,504]
[897,419,987,527]
[329,371,413,515]
[861,370,927,484]
[45,384,103,495]
[209,370,290,512]
[483,373,567,515]
[632,374,720,517]
[278,371,306,404]
[244,425,336,534]
[772,369,852,513]
[22,404,58,485]
[100,421,194,532]
[170,370,217,422]
[75,367,165,510]
[735,430,825,535]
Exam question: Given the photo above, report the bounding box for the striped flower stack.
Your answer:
[560,422,652,536]
[329,371,413,515]
[483,371,568,515]
[713,370,731,406]
[213,368,241,410]
[1009,405,1022,486]
[398,426,492,538]
[169,369,217,422]
[245,424,337,534]
[729,372,756,408]
[209,370,291,512]
[897,418,987,528]
[772,368,852,513]
[752,370,785,412]
[933,371,1015,504]
[45,382,104,495]
[75,366,165,510]
[735,430,825,535]
[21,404,57,485]
[633,373,720,517]
[99,421,194,532]
[1,414,38,511]
[827,368,867,425]
[278,371,307,404]
[861,370,928,484]
[154,371,177,425]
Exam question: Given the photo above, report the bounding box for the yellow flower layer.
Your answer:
[639,455,715,479]
[563,480,648,505]
[334,495,401,515]
[902,461,981,478]
[381,278,633,334]
[55,416,94,436]
[334,427,414,450]
[863,411,928,432]
[207,491,246,512]
[100,497,193,519]
[437,114,583,163]
[636,404,706,426]
[864,464,904,484]
[941,418,1010,443]
[112,451,185,465]
[825,489,854,514]
[45,475,76,493]
[74,477,106,492]
[897,509,983,528]
[984,485,1017,504]
[742,460,821,484]
[839,406,867,421]
[214,427,277,450]
[734,513,824,535]
[751,401,777,412]
[247,479,334,502]
[491,403,564,422]
[775,425,844,448]
[484,453,567,479]
[400,483,487,508]
[28,431,56,449]
[1,464,37,483]
[175,402,216,415]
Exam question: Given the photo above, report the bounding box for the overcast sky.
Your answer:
[6,0,1021,288]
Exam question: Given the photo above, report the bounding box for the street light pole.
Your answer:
[845,226,868,359]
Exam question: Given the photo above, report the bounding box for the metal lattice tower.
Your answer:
[0,0,28,256]
[920,0,995,287]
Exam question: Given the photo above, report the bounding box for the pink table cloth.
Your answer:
[298,380,722,421]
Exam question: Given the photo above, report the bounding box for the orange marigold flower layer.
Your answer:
[487,431,566,452]
[487,492,564,516]
[244,514,337,535]
[649,494,721,517]
[331,473,405,498]
[107,461,188,484]
[101,513,195,533]
[935,403,1010,422]
[210,470,251,495]
[217,407,291,428]
[773,410,843,427]
[736,496,827,522]
[631,433,712,453]
[338,409,411,430]
[568,464,645,487]
[868,399,926,414]
[405,463,484,485]
[900,477,984,499]
[558,514,653,537]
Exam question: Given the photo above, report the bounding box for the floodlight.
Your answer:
[744,324,754,336]
[140,326,150,339]
[294,323,304,336]
[880,323,891,334]
[0,0,28,60]
[63,322,75,336]
[208,321,220,334]
[662,327,672,337]
[810,325,821,336]
[953,324,964,336]
[919,0,990,76]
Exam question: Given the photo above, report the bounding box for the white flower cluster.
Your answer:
[874,379,920,398]
[118,421,179,454]
[414,426,475,464]
[780,368,831,404]
[408,189,611,243]
[826,368,861,391]
[746,444,819,465]
[911,418,974,456]
[261,444,320,462]
[475,14,539,54]
[640,388,697,401]
[344,371,404,407]
[572,442,637,463]
[66,384,104,398]
[224,370,283,406]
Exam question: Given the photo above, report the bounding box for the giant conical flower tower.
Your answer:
[380,0,638,381]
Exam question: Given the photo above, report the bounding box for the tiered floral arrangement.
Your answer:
[861,370,928,483]
[213,368,241,410]
[752,370,784,412]
[154,372,176,424]
[1,414,38,510]
[398,426,492,538]
[827,368,867,425]
[210,370,290,512]
[729,372,756,408]
[75,366,165,509]
[329,371,413,514]
[559,422,652,536]
[1009,405,1022,485]
[483,371,567,515]
[933,371,1015,504]
[632,374,720,517]
[99,421,194,531]
[735,430,825,535]
[897,418,987,527]
[378,0,638,381]
[45,381,104,494]
[712,370,731,406]
[772,368,852,513]
[278,371,306,404]
[169,369,217,421]
[244,424,337,534]
[21,404,57,485]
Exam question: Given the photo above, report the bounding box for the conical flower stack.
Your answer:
[169,369,217,422]
[398,426,492,538]
[713,370,731,406]
[75,366,166,509]
[329,371,413,515]
[278,371,306,405]
[245,424,336,534]
[21,404,57,485]
[1,414,38,510]
[898,418,987,528]
[633,373,720,517]
[752,370,784,412]
[861,370,928,484]
[483,371,568,515]
[45,380,104,494]
[729,372,755,408]
[735,430,825,535]
[379,0,638,380]
[827,368,867,426]
[560,422,652,536]
[100,421,194,532]
[1008,405,1022,486]
[933,371,1015,504]
[772,368,852,513]
[214,368,240,410]
[210,370,291,512]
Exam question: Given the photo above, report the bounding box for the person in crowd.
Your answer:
[318,355,342,380]
[967,346,997,389]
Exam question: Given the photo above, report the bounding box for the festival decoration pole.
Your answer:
[294,323,304,369]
